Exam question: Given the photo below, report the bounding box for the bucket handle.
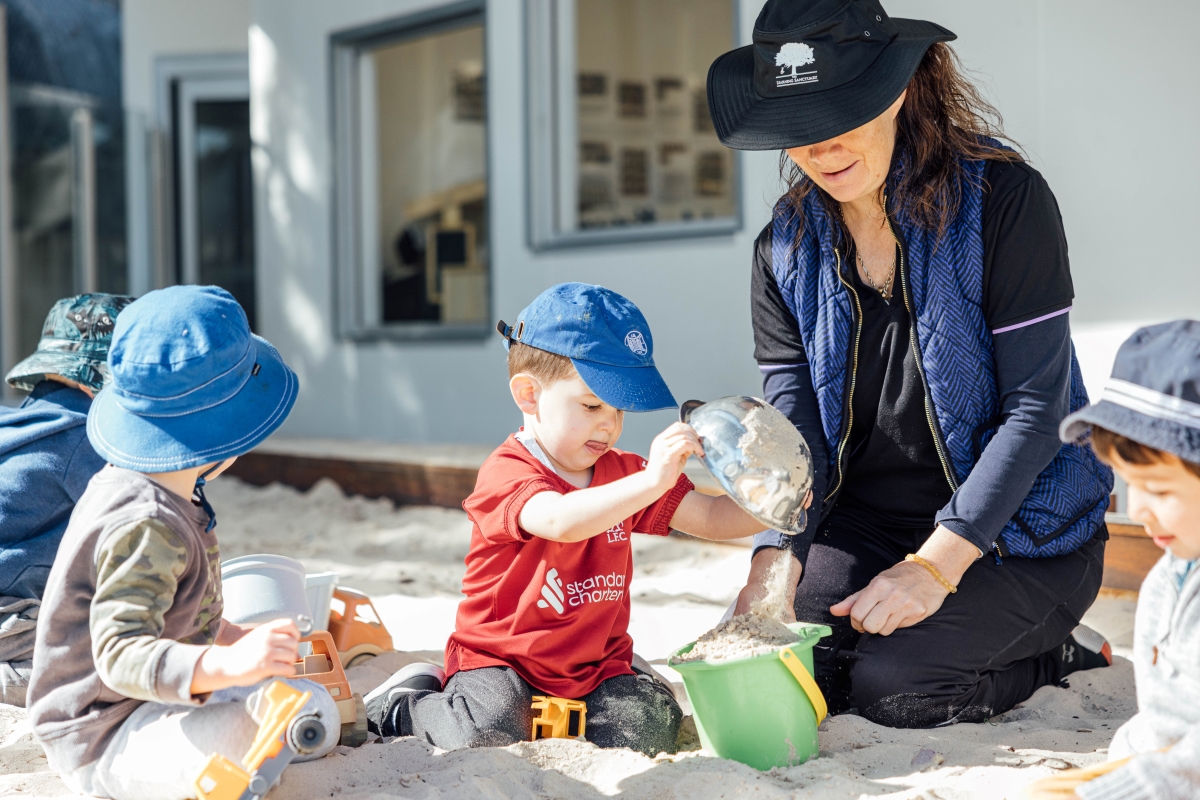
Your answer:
[779,647,827,725]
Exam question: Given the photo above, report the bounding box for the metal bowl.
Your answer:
[680,396,813,536]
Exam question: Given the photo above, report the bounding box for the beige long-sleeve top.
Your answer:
[27,467,222,774]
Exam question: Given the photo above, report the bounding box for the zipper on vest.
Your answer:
[825,247,863,504]
[885,208,959,494]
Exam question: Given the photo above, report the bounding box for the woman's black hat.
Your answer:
[707,0,955,150]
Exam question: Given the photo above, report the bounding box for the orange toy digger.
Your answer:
[293,631,368,747]
[193,681,325,800]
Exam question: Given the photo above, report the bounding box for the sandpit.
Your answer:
[0,477,1139,799]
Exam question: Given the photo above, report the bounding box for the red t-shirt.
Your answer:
[444,435,694,697]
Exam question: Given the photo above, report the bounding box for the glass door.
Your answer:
[9,86,100,358]
[176,77,256,330]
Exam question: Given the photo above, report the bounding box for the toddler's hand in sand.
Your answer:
[192,618,300,695]
[643,422,703,494]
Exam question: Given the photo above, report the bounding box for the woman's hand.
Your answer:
[830,559,950,635]
[733,547,802,619]
[830,525,979,635]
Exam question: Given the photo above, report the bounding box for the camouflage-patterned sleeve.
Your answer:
[91,519,210,705]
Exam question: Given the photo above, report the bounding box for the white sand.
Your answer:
[673,551,801,664]
[0,477,1140,799]
[670,612,799,664]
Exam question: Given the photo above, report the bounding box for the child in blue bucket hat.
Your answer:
[1025,320,1200,800]
[26,286,340,800]
[364,283,773,756]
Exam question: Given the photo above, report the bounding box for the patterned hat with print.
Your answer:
[5,293,136,393]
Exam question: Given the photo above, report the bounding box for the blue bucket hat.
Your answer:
[496,283,677,412]
[5,293,135,393]
[1061,319,1200,464]
[87,285,299,472]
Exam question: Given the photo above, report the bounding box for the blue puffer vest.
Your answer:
[770,155,1113,558]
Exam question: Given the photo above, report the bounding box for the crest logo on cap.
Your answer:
[775,42,818,88]
[624,331,649,356]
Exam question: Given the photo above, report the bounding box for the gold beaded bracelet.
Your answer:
[905,553,958,594]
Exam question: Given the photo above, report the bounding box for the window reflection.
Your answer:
[370,24,489,325]
[574,0,735,230]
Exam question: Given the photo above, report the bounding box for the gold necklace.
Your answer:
[856,248,895,301]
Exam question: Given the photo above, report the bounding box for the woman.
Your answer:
[708,0,1115,727]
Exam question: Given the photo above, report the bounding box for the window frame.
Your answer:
[154,53,250,291]
[330,0,491,342]
[524,0,743,252]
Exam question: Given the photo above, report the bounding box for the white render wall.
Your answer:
[121,0,252,297]
[249,0,774,451]
[122,0,251,116]
[892,0,1200,396]
[242,0,1197,450]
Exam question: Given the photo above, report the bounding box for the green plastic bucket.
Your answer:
[670,622,832,770]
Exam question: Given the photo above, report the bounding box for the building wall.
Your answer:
[121,0,251,114]
[244,0,1197,450]
[250,0,775,452]
[121,0,252,297]
[893,0,1200,394]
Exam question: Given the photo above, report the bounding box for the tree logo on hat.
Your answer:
[775,42,818,88]
[624,331,649,356]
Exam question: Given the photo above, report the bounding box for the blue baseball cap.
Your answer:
[1061,319,1200,465]
[87,285,299,472]
[497,283,677,412]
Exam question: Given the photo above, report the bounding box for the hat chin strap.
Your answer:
[193,460,228,533]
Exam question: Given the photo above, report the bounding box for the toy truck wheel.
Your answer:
[340,642,386,667]
[339,693,369,747]
[288,714,326,755]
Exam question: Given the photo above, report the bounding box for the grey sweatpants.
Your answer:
[64,678,339,800]
[402,665,682,757]
[0,596,37,706]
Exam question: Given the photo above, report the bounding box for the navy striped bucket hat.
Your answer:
[1061,320,1200,464]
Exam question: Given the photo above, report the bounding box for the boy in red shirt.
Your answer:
[366,283,778,755]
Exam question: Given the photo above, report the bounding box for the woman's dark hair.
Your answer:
[780,43,1022,242]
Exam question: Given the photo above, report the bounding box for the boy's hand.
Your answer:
[214,618,250,645]
[644,422,704,493]
[191,618,300,695]
[518,422,704,544]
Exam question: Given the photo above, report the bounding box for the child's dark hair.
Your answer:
[1090,426,1200,479]
[507,342,576,385]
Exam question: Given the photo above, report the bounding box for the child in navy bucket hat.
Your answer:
[26,286,340,799]
[364,282,771,755]
[1025,320,1200,800]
